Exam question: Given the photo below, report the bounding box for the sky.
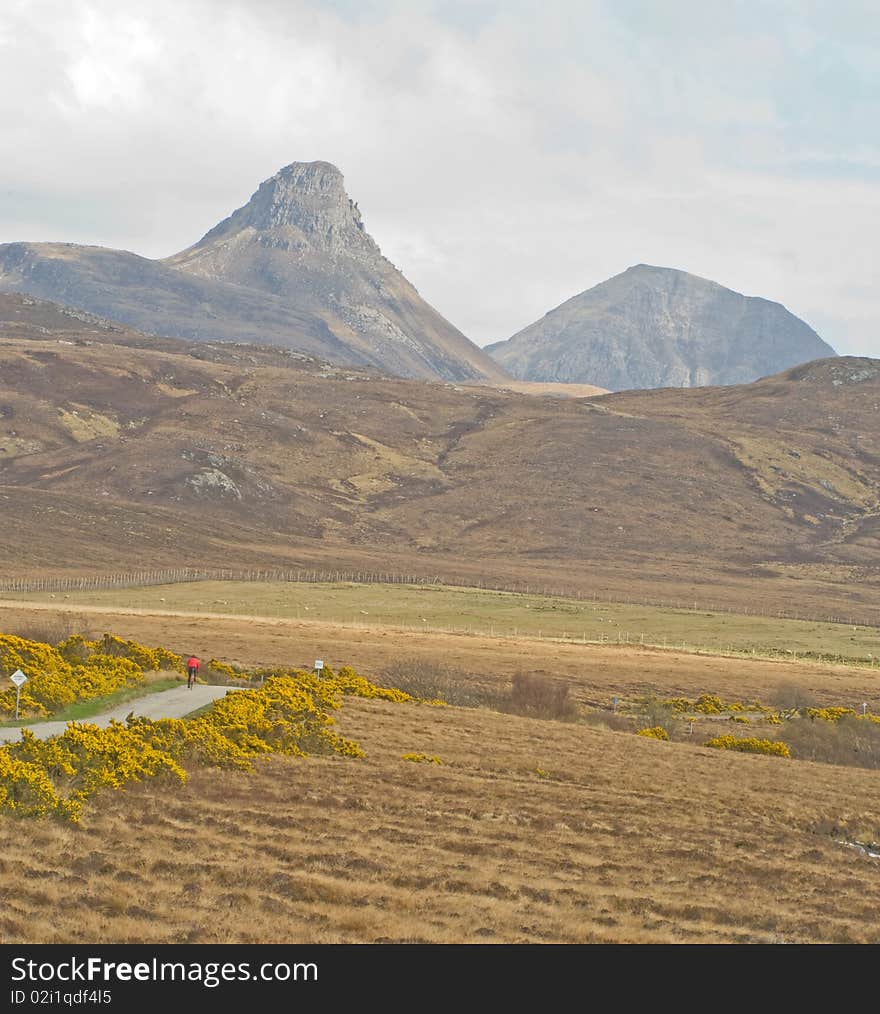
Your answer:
[0,0,877,355]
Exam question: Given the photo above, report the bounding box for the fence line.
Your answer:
[0,567,877,629]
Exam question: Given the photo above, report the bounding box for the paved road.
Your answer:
[0,684,233,744]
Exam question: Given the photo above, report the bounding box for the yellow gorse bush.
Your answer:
[801,706,880,724]
[0,653,414,820]
[805,706,854,722]
[401,753,443,764]
[229,663,415,704]
[637,726,670,741]
[693,694,724,714]
[663,697,693,713]
[58,634,182,673]
[661,694,768,716]
[12,723,185,818]
[205,658,247,682]
[0,633,182,719]
[0,748,79,820]
[705,735,791,758]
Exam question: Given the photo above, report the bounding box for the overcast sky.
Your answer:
[1,0,877,355]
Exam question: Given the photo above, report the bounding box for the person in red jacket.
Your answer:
[186,655,201,689]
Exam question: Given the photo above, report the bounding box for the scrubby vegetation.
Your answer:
[637,726,669,741]
[5,620,880,832]
[783,714,880,769]
[0,635,416,820]
[505,672,577,721]
[380,656,501,708]
[0,633,182,719]
[705,735,791,758]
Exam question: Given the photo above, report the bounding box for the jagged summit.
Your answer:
[182,161,374,257]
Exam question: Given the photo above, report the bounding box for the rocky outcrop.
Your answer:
[173,161,376,259]
[486,264,836,390]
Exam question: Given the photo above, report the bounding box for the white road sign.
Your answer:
[314,659,324,671]
[10,669,27,686]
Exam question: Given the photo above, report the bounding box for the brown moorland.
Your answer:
[0,605,878,944]
[1,294,879,620]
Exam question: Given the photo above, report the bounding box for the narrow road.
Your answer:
[0,684,233,744]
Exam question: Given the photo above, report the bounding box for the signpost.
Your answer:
[314,659,324,675]
[10,669,27,720]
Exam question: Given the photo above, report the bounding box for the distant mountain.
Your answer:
[485,264,836,390]
[0,161,507,384]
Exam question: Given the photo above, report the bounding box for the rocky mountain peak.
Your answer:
[192,159,374,256]
[0,160,510,384]
[486,265,836,391]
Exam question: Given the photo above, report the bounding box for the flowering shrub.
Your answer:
[637,726,670,741]
[0,633,183,719]
[11,723,185,821]
[0,661,414,820]
[705,735,791,758]
[402,753,443,764]
[218,662,415,703]
[664,697,692,714]
[58,634,182,673]
[195,675,364,760]
[693,694,724,715]
[331,666,413,703]
[805,707,854,722]
[660,694,768,716]
[801,706,880,724]
[0,635,79,716]
[205,658,250,682]
[0,748,77,819]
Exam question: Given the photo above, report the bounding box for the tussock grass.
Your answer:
[2,690,880,943]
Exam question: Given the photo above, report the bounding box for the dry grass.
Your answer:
[3,611,96,646]
[2,325,880,623]
[1,696,878,944]
[12,581,880,665]
[2,602,878,713]
[1,604,879,944]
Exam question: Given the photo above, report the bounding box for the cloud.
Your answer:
[0,0,877,355]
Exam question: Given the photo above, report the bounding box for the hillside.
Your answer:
[0,298,878,616]
[0,163,507,384]
[486,264,836,390]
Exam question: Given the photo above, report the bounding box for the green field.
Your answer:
[5,580,880,667]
